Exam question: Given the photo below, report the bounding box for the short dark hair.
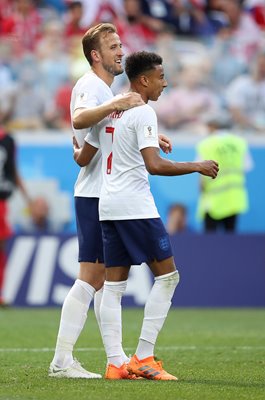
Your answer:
[125,51,163,81]
[82,23,117,65]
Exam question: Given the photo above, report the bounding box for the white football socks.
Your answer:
[136,270,180,360]
[52,279,95,368]
[94,286,128,361]
[100,280,129,367]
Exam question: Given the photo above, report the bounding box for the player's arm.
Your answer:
[73,92,144,129]
[73,136,98,167]
[141,147,219,178]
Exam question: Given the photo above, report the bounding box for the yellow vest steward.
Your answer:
[197,133,248,220]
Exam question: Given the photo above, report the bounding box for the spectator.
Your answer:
[15,196,59,234]
[196,112,253,232]
[166,203,193,234]
[0,127,31,305]
[225,50,265,133]
[167,0,217,38]
[115,0,158,53]
[64,1,87,39]
[36,19,70,98]
[210,0,263,87]
[0,0,43,56]
[140,0,173,34]
[5,55,50,131]
[141,0,216,39]
[204,0,231,34]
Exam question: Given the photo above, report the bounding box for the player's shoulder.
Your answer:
[74,71,107,90]
[131,103,156,117]
[74,72,97,89]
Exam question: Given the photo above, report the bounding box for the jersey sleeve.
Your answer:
[74,91,98,111]
[134,105,159,150]
[85,127,100,149]
[73,80,99,111]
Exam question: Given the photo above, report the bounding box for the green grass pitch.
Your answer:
[0,308,264,400]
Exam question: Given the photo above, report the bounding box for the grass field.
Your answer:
[0,308,264,400]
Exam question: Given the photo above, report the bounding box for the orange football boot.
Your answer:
[127,354,178,380]
[105,362,140,380]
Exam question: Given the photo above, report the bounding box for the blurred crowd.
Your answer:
[0,0,265,134]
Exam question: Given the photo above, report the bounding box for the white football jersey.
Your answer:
[70,71,113,198]
[86,104,160,220]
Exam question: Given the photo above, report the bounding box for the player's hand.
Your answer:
[112,92,144,111]
[73,136,81,161]
[158,133,172,154]
[198,160,219,179]
[73,136,80,150]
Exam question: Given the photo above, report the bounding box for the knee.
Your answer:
[168,270,180,288]
[93,279,105,291]
[78,268,105,291]
[157,270,180,288]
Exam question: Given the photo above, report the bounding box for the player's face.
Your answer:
[147,65,167,101]
[98,32,124,76]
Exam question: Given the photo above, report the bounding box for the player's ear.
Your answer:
[140,75,149,87]
[91,49,101,63]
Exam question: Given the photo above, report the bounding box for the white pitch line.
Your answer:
[0,346,265,353]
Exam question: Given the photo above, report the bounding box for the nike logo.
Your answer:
[51,368,65,374]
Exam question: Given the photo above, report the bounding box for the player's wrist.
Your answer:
[105,98,119,113]
[193,162,201,173]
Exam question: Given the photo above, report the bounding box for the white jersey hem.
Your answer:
[99,213,160,221]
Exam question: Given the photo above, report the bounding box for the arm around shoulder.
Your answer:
[73,102,116,130]
[73,93,144,130]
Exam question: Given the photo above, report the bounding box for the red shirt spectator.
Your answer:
[1,0,42,54]
[64,1,87,39]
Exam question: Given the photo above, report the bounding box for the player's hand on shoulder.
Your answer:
[112,92,144,111]
[199,160,219,179]
[158,133,172,154]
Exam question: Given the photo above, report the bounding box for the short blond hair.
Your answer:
[82,23,117,66]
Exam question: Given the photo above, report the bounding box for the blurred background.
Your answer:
[0,0,265,307]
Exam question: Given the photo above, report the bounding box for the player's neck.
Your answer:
[91,66,114,87]
[129,85,148,103]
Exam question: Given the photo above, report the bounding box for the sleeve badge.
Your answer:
[144,125,156,138]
